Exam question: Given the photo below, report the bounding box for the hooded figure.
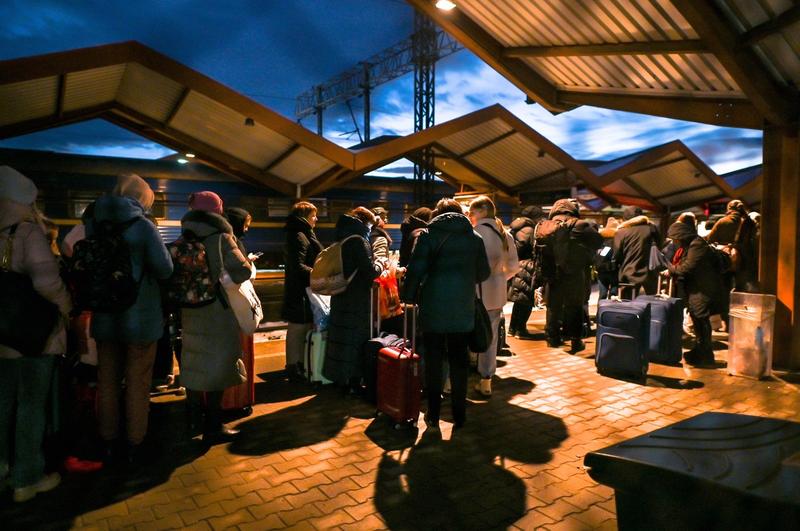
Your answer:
[0,167,72,501]
[544,199,602,352]
[507,205,546,338]
[224,207,252,255]
[322,214,382,387]
[612,205,661,296]
[180,193,253,441]
[666,221,725,366]
[399,207,432,267]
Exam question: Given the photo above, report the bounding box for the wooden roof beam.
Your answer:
[739,5,800,47]
[109,104,296,196]
[458,130,516,158]
[264,143,301,172]
[503,40,706,57]
[432,142,516,197]
[621,177,664,213]
[164,87,190,127]
[405,1,566,113]
[0,103,113,140]
[671,0,797,125]
[511,168,570,192]
[55,74,66,118]
[655,182,716,200]
[557,90,762,129]
[301,166,350,197]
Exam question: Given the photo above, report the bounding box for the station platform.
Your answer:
[5,309,799,530]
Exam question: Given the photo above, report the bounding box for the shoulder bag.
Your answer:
[0,224,60,356]
[218,234,263,335]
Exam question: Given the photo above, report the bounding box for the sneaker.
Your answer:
[13,472,61,503]
[474,378,492,397]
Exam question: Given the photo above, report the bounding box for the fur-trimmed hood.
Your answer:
[618,215,650,229]
[180,209,233,238]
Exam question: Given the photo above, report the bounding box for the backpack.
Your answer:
[310,235,363,295]
[70,218,140,313]
[530,219,572,287]
[166,232,218,307]
[709,243,733,274]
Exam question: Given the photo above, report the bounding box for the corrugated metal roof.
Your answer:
[63,65,125,111]
[0,78,56,126]
[628,158,711,197]
[661,184,719,206]
[722,164,762,188]
[116,64,185,123]
[437,118,513,155]
[465,133,563,187]
[271,147,337,185]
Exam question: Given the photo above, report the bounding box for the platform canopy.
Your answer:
[309,104,616,203]
[723,164,762,207]
[409,0,800,129]
[592,140,739,212]
[0,41,356,197]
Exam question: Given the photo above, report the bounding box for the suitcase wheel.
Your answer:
[242,406,253,416]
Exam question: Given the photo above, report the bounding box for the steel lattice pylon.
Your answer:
[413,10,437,206]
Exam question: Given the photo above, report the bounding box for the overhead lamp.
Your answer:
[244,117,255,127]
[538,149,546,158]
[434,171,442,176]
[436,0,456,10]
[177,158,189,164]
[185,153,195,158]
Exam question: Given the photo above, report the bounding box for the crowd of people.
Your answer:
[0,160,761,503]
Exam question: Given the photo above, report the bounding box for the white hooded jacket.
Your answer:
[474,218,520,311]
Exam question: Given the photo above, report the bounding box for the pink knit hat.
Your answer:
[188,191,223,214]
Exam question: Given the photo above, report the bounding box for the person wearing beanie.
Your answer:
[90,174,172,464]
[0,166,72,502]
[665,221,725,366]
[707,199,758,292]
[179,192,253,442]
[224,207,253,256]
[612,205,661,296]
[399,207,432,268]
[507,204,546,339]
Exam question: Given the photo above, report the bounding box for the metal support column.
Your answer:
[413,10,437,206]
[362,63,371,142]
[315,86,323,136]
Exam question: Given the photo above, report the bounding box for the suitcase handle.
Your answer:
[398,303,416,357]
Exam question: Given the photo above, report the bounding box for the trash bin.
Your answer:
[728,292,776,379]
[584,412,800,530]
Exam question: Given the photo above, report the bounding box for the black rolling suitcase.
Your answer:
[595,286,651,381]
[637,276,684,365]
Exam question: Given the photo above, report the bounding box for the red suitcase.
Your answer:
[376,305,420,428]
[220,332,255,416]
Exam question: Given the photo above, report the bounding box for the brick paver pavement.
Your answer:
[4,313,799,530]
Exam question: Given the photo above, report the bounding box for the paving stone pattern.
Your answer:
[4,318,799,530]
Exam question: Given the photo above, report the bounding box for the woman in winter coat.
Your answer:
[282,201,322,379]
[400,198,491,431]
[665,221,725,366]
[179,191,253,441]
[707,199,758,293]
[398,207,432,268]
[322,208,382,390]
[468,196,519,397]
[507,205,546,338]
[225,207,253,257]
[90,174,173,461]
[0,166,72,503]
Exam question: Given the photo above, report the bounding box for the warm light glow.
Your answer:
[434,171,442,176]
[185,153,195,158]
[177,158,189,164]
[436,0,456,11]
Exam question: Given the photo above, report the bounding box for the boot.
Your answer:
[570,338,586,354]
[203,392,239,443]
[686,317,715,366]
[185,390,205,439]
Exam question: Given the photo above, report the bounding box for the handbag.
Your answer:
[0,224,60,356]
[719,217,745,272]
[468,284,493,353]
[218,236,263,335]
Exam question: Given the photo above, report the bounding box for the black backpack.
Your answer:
[70,217,140,313]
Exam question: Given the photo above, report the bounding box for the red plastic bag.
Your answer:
[376,270,403,320]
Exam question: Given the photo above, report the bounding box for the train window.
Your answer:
[267,198,290,218]
[69,192,102,219]
[239,196,269,221]
[151,192,167,219]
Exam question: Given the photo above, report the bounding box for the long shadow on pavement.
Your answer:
[1,400,208,530]
[371,375,568,530]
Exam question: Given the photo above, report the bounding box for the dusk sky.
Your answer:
[0,0,763,177]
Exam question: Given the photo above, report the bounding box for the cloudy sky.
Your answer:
[0,0,762,177]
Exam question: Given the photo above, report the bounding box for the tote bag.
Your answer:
[218,236,263,335]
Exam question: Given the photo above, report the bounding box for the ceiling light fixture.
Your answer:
[185,153,195,158]
[244,117,255,126]
[177,158,188,164]
[434,171,442,176]
[436,0,457,11]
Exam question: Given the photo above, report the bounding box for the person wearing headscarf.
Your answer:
[282,201,322,380]
[707,199,758,292]
[180,191,253,442]
[0,166,72,502]
[665,221,725,366]
[323,207,383,390]
[399,207,432,268]
[544,199,602,353]
[90,174,173,463]
[506,205,546,339]
[224,207,253,256]
[612,205,661,296]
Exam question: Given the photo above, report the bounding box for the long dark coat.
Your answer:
[398,215,429,267]
[281,214,322,324]
[613,215,661,287]
[707,208,758,286]
[400,213,491,333]
[507,216,538,305]
[667,223,725,319]
[322,215,382,384]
